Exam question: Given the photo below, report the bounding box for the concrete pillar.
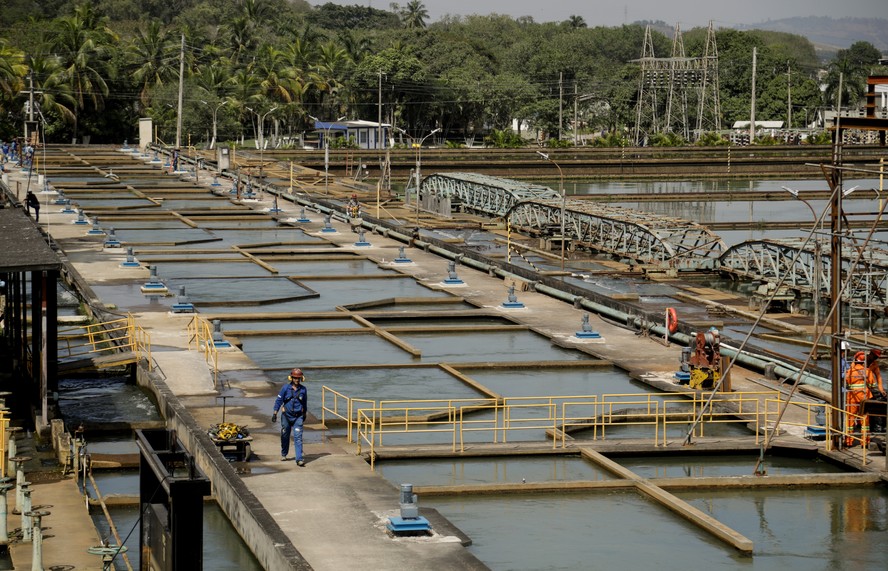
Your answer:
[20,483,32,541]
[27,509,49,570]
[0,480,14,546]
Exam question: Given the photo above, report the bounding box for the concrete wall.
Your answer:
[136,363,310,571]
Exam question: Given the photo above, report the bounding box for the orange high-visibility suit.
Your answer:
[845,351,873,446]
[866,349,885,396]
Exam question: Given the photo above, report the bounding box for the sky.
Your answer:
[320,0,888,29]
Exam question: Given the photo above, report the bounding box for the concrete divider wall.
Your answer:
[136,363,311,571]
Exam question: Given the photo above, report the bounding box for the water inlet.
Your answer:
[387,483,430,535]
[141,266,169,294]
[443,261,465,285]
[321,214,337,233]
[171,286,195,313]
[675,346,692,383]
[574,313,601,339]
[103,228,121,249]
[86,217,105,236]
[73,209,88,225]
[211,319,231,348]
[354,230,371,247]
[394,246,412,264]
[120,247,141,269]
[501,284,525,309]
[296,208,311,223]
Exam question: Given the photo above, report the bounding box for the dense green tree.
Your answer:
[823,41,882,108]
[50,3,119,139]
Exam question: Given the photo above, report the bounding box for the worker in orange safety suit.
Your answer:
[844,351,873,447]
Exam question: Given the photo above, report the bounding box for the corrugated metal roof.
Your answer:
[0,207,61,272]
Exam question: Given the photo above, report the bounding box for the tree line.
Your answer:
[0,0,883,147]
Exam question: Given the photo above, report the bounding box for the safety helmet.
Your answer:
[288,368,304,380]
[351,194,357,198]
[871,349,883,359]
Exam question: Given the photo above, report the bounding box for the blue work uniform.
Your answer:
[274,381,307,462]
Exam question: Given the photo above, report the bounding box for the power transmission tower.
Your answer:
[664,24,690,140]
[634,22,722,144]
[633,26,659,145]
[695,21,721,137]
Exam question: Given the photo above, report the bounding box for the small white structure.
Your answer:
[311,119,391,150]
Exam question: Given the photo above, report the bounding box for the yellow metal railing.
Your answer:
[187,316,219,388]
[764,400,872,464]
[333,387,877,470]
[58,315,152,370]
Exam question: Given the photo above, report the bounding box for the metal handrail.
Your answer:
[343,389,874,469]
[187,316,218,387]
[57,315,151,370]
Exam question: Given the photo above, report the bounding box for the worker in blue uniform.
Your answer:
[272,368,308,466]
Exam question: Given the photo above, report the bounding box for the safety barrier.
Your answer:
[325,386,878,469]
[58,315,152,370]
[187,316,219,388]
[764,400,875,465]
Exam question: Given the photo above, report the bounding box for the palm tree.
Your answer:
[27,52,77,127]
[566,15,587,29]
[127,21,178,109]
[50,6,118,139]
[0,41,27,103]
[391,1,429,29]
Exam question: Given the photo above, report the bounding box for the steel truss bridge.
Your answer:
[419,173,888,305]
[421,172,727,269]
[719,238,888,308]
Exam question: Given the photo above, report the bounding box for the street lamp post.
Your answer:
[247,106,278,190]
[202,100,228,150]
[412,127,440,224]
[782,186,821,333]
[308,115,347,195]
[537,151,566,272]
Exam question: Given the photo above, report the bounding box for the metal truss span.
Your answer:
[422,172,560,217]
[422,172,726,269]
[719,238,888,308]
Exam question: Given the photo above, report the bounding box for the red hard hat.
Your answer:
[871,349,882,358]
[289,368,303,379]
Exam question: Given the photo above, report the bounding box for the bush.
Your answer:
[694,131,729,146]
[591,132,629,147]
[544,138,573,148]
[444,140,464,149]
[804,131,832,145]
[484,129,526,148]
[649,132,685,147]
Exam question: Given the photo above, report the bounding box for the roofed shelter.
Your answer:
[0,197,61,431]
[312,119,391,150]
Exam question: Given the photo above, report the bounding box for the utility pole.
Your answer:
[377,71,383,153]
[830,72,844,448]
[749,47,757,144]
[558,72,563,140]
[175,34,185,150]
[786,62,792,129]
[573,81,578,146]
[20,73,41,143]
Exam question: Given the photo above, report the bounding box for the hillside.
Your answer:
[738,16,888,54]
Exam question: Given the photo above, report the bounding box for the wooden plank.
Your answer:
[579,448,754,553]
